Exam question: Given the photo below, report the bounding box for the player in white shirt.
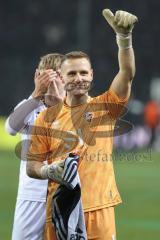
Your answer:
[5,53,65,240]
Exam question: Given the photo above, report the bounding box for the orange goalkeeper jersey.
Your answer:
[28,89,128,217]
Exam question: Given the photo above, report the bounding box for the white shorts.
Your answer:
[12,199,46,240]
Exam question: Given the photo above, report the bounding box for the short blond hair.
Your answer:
[38,53,64,71]
[62,51,92,67]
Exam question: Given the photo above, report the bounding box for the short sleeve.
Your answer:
[95,88,129,120]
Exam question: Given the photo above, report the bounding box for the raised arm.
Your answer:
[102,9,138,99]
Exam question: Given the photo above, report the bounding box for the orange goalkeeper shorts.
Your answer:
[44,207,116,240]
[85,207,116,240]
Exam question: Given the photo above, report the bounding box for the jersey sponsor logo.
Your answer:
[84,112,93,122]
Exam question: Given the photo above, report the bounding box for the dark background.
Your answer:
[0,0,159,116]
[0,2,160,239]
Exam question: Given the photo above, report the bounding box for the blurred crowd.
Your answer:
[115,78,160,150]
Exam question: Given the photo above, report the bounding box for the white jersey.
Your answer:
[5,98,48,202]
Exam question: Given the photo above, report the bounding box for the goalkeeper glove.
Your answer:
[102,9,138,49]
[40,160,64,183]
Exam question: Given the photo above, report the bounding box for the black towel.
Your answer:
[52,154,87,240]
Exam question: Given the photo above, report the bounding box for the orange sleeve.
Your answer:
[96,88,129,120]
[27,110,50,162]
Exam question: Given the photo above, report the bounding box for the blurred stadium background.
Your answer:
[0,0,160,239]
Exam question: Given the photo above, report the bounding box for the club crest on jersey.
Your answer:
[84,112,93,122]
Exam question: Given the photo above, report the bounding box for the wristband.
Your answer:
[40,165,48,179]
[116,33,132,50]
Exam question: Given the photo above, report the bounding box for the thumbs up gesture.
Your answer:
[102,9,138,34]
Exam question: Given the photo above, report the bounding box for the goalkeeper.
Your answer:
[27,8,138,240]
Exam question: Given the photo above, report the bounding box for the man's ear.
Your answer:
[90,69,93,81]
